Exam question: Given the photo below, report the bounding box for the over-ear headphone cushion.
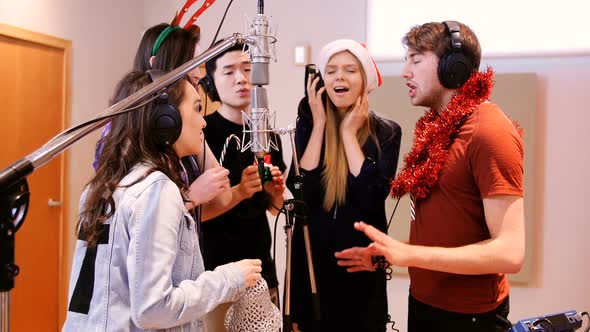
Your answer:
[200,74,220,102]
[151,102,182,147]
[146,69,183,147]
[438,51,472,89]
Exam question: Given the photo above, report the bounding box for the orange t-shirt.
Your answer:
[409,102,524,314]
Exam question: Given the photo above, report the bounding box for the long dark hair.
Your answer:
[133,23,201,72]
[81,71,188,247]
[93,23,201,171]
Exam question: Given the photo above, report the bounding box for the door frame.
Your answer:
[0,23,72,327]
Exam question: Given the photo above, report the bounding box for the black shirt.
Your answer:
[201,111,286,288]
[287,98,402,332]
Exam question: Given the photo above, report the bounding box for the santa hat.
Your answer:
[318,39,383,93]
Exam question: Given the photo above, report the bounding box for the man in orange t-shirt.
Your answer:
[336,21,524,332]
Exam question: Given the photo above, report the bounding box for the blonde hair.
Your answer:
[321,53,372,211]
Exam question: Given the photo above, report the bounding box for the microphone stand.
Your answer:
[246,0,274,181]
[0,33,248,332]
[280,126,320,332]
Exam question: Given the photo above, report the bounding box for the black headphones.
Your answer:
[147,70,183,147]
[438,21,473,89]
[199,73,220,102]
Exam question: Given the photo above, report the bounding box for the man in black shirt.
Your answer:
[200,42,286,332]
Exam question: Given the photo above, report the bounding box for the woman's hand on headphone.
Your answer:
[307,75,327,128]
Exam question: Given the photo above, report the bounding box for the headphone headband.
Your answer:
[443,21,463,50]
[438,21,473,89]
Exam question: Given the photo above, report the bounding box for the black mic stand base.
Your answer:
[1,176,30,332]
[282,212,294,332]
[279,126,322,331]
[281,185,321,332]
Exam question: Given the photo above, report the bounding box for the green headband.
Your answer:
[151,26,181,56]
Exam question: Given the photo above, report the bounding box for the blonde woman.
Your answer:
[287,39,402,332]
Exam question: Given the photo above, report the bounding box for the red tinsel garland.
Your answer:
[390,68,496,200]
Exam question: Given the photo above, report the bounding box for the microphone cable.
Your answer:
[259,175,288,263]
[387,197,401,231]
[270,197,310,264]
[209,0,235,48]
[271,197,288,264]
[195,88,210,227]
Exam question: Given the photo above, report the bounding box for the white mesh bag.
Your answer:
[224,278,282,332]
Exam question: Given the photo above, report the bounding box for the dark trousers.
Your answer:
[408,294,512,332]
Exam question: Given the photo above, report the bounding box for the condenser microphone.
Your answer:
[250,0,270,85]
[242,0,278,161]
[249,87,269,157]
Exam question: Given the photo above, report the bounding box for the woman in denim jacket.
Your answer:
[63,71,262,331]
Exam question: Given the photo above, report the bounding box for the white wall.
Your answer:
[0,0,145,305]
[5,0,586,330]
[145,0,590,331]
[367,0,590,59]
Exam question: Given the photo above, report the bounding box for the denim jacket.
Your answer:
[63,165,245,331]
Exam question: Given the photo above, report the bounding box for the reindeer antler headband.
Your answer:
[151,0,216,56]
[174,0,216,29]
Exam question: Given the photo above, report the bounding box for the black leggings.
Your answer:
[408,294,512,332]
